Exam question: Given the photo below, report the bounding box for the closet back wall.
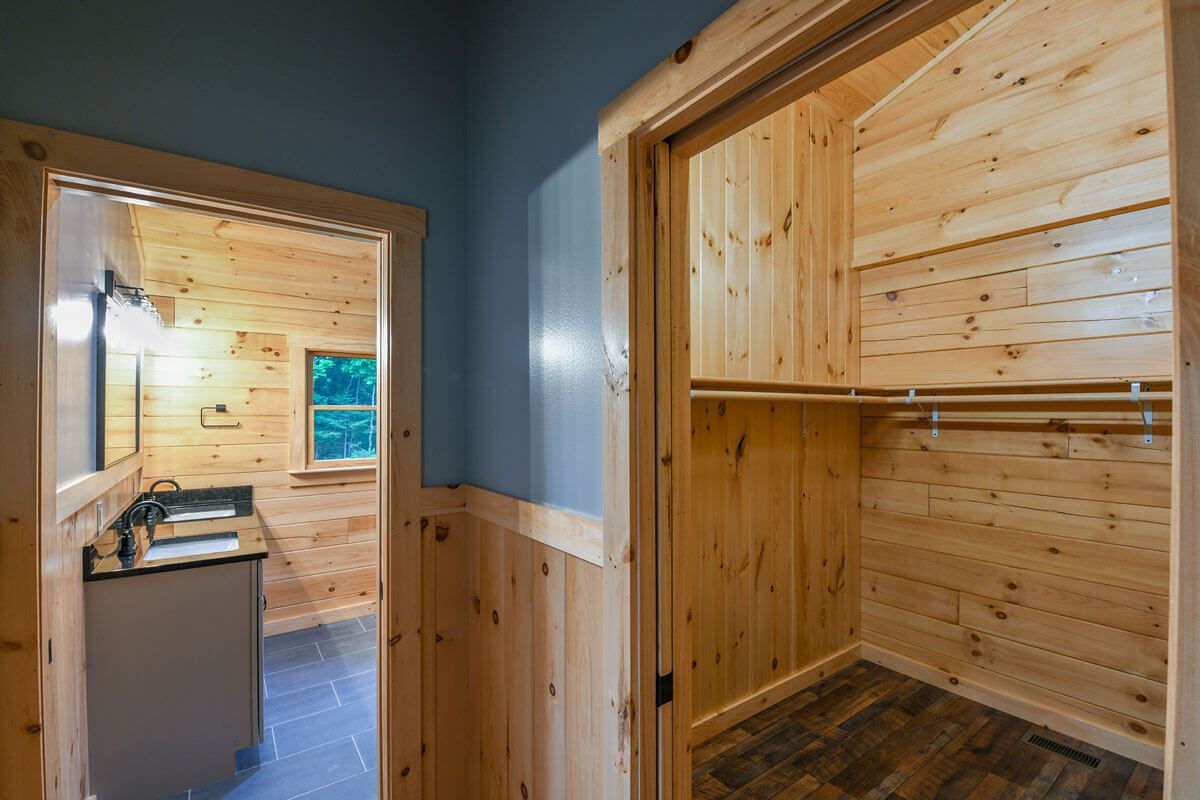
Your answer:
[852,0,1172,766]
[137,205,379,634]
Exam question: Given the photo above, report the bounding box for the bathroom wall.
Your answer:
[0,0,467,487]
[54,191,144,486]
[136,204,380,634]
[464,0,736,515]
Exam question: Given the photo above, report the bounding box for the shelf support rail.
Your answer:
[904,388,937,437]
[1132,382,1153,444]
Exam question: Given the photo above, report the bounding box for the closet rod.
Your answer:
[689,389,1171,404]
[887,391,1173,405]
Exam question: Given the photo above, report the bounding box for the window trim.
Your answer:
[288,337,377,483]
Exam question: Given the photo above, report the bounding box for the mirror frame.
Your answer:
[94,268,142,471]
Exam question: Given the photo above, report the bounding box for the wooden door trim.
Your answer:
[1164,1,1199,797]
[0,118,424,800]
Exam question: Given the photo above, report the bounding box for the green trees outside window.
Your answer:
[310,354,377,462]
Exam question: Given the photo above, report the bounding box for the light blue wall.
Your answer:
[464,0,735,516]
[0,0,467,486]
[2,0,739,510]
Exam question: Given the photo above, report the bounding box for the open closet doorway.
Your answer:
[596,0,1195,796]
[0,120,424,800]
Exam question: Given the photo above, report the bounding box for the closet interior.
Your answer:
[678,0,1172,794]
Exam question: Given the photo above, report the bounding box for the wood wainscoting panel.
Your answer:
[690,397,860,730]
[137,204,380,632]
[420,507,604,800]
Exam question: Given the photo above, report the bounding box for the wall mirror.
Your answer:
[95,269,160,470]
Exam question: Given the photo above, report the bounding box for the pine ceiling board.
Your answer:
[820,0,999,109]
[134,204,379,303]
[134,204,377,262]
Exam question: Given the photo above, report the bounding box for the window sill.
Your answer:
[288,465,377,487]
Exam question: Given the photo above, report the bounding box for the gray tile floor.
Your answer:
[169,614,378,799]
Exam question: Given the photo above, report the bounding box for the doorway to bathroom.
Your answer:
[1,118,425,800]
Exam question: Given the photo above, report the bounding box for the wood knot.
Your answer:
[521,783,529,799]
[492,610,499,625]
[995,611,1008,620]
[549,682,556,696]
[22,140,47,161]
[1137,127,1151,135]
[541,562,549,576]
[434,524,449,542]
[389,634,402,645]
[949,677,959,685]
[26,723,42,734]
[673,39,694,64]
[400,766,411,777]
[1007,582,1017,590]
[885,291,898,302]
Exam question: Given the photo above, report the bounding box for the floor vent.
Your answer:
[1022,731,1102,769]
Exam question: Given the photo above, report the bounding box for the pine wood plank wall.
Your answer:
[850,0,1173,765]
[44,473,140,800]
[136,205,380,634]
[853,0,1172,385]
[687,95,860,732]
[423,511,603,799]
[690,97,858,384]
[690,399,859,725]
[860,400,1171,763]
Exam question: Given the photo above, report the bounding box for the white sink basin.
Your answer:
[144,532,239,562]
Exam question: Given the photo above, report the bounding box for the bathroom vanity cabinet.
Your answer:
[84,542,266,800]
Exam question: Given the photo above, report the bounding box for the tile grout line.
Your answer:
[351,733,367,773]
[265,646,377,693]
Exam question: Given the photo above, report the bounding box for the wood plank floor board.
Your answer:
[693,661,1164,798]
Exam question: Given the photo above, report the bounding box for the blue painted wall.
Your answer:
[1,0,738,511]
[0,0,467,486]
[464,0,734,516]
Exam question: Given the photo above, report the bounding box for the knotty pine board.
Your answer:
[420,513,603,800]
[858,205,1173,384]
[853,0,1170,268]
[860,403,1171,759]
[137,204,380,632]
[690,398,859,723]
[690,97,857,384]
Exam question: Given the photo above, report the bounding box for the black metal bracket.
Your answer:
[200,404,242,429]
[656,672,674,707]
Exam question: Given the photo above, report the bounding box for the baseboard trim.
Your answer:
[860,642,1164,769]
[264,599,377,637]
[691,643,862,745]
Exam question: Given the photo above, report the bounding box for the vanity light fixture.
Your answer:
[103,270,163,350]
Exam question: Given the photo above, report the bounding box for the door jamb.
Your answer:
[0,119,425,800]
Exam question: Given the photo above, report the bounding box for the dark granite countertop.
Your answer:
[84,526,267,582]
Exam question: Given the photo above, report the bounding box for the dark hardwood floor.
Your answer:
[692,660,1163,799]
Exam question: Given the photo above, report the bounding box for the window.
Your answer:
[310,353,377,463]
[290,340,377,478]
